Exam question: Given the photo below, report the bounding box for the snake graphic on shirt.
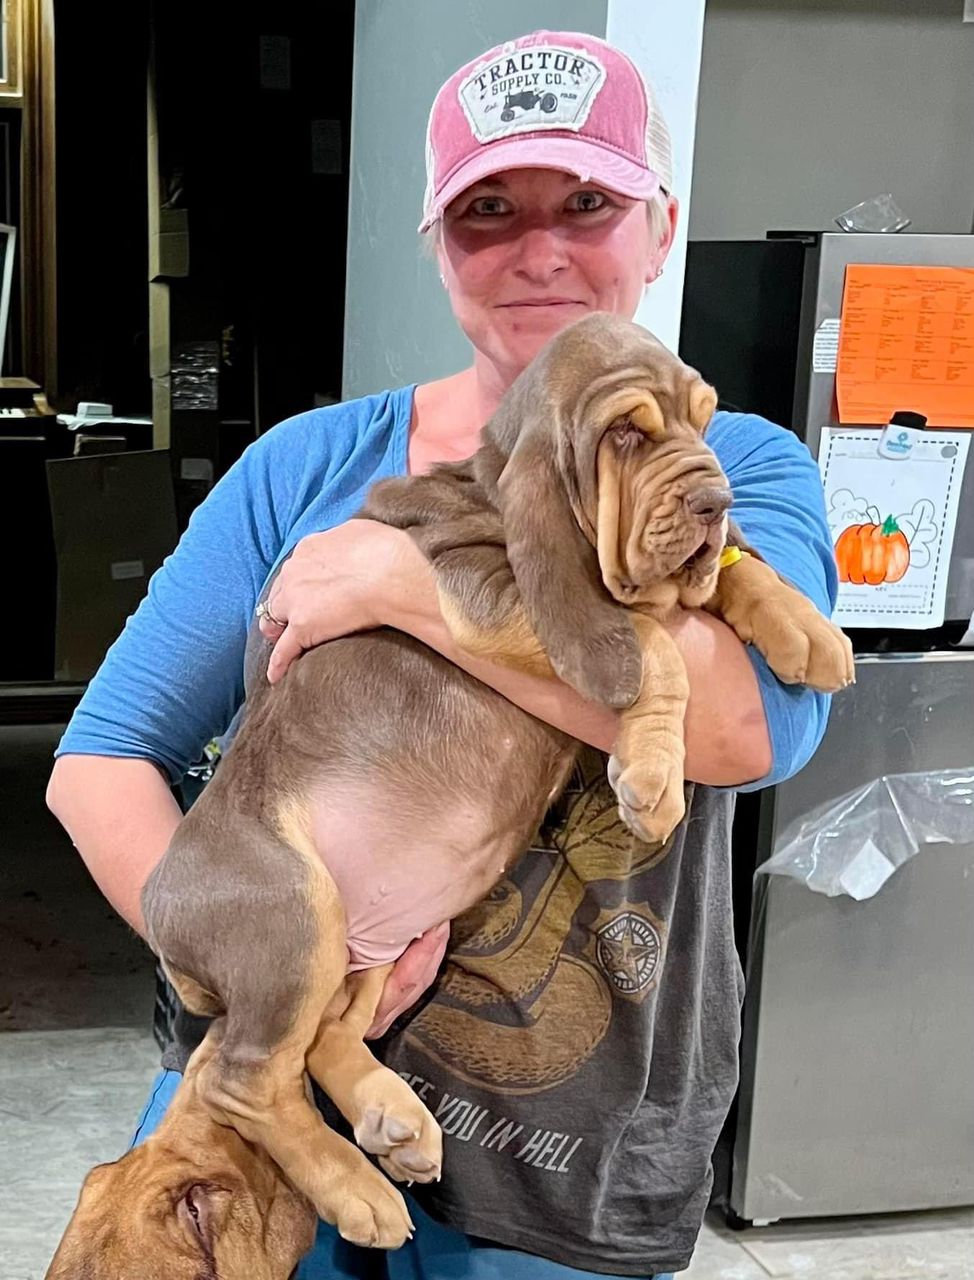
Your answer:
[404,748,676,1096]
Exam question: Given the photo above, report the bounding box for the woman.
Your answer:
[48,30,836,1280]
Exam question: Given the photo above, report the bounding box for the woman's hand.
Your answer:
[366,922,451,1040]
[258,519,427,684]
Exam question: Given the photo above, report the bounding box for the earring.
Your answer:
[655,266,664,280]
[439,273,447,287]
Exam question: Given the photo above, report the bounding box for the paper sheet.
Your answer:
[819,427,971,628]
[812,318,840,373]
[835,264,974,427]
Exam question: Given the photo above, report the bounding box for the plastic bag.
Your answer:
[756,768,974,900]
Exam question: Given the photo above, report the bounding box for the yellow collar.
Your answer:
[719,545,744,570]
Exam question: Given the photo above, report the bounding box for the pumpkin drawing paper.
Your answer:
[818,427,971,629]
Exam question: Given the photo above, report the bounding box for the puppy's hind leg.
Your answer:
[146,803,414,1249]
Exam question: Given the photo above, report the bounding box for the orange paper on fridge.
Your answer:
[835,264,974,427]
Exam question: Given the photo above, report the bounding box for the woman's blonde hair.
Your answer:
[646,190,671,250]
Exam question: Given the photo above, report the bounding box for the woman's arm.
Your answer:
[387,534,772,787]
[46,756,182,938]
[709,413,840,791]
[262,522,771,788]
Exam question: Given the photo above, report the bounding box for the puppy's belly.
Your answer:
[309,790,529,971]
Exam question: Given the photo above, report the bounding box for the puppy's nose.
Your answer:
[684,486,733,524]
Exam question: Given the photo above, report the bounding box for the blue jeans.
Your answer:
[133,1070,674,1280]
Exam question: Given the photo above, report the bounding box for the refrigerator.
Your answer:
[681,233,974,1223]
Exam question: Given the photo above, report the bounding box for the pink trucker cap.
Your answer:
[419,30,673,232]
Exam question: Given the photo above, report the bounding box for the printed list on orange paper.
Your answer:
[836,264,974,428]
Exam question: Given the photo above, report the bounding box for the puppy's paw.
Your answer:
[803,616,855,693]
[753,601,855,693]
[355,1094,442,1185]
[353,1068,442,1184]
[333,1164,414,1249]
[607,752,686,847]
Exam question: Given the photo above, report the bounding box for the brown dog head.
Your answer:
[480,312,729,707]
[45,1105,316,1280]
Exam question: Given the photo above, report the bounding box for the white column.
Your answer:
[605,0,708,353]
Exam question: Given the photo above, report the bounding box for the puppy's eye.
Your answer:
[610,421,645,454]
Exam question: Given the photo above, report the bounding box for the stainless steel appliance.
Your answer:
[734,652,974,1222]
[682,233,974,1223]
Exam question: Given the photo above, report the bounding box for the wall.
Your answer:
[690,0,974,240]
[607,0,707,351]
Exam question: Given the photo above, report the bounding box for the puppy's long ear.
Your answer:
[496,430,643,709]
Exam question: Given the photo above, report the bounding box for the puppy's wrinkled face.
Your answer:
[593,375,729,612]
[511,312,731,615]
[45,1137,315,1280]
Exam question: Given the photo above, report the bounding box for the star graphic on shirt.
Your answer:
[599,921,658,988]
[593,908,663,997]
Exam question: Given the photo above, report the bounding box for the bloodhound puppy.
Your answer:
[48,313,852,1275]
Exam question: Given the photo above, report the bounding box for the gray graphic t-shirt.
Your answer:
[382,751,743,1275]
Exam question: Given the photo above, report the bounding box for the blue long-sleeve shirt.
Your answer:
[55,388,837,789]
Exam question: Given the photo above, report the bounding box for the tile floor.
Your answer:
[1,1027,160,1280]
[686,1206,974,1280]
[3,724,973,1279]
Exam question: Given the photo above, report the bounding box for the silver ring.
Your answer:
[255,600,286,628]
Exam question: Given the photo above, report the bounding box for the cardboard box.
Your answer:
[47,449,179,682]
[149,208,190,280]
